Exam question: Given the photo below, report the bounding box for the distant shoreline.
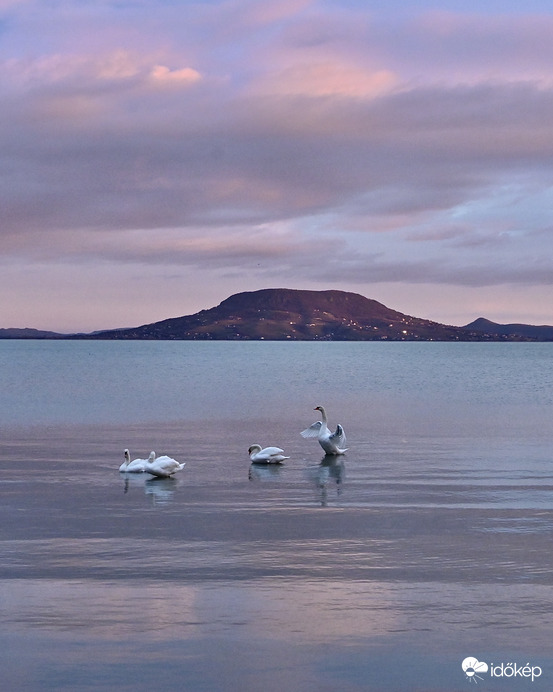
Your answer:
[2,288,552,342]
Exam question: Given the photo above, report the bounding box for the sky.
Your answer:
[2,0,553,332]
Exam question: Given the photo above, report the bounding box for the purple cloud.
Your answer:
[2,0,553,329]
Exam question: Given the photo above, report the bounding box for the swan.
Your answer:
[300,405,347,455]
[248,444,289,464]
[119,449,150,473]
[145,451,186,478]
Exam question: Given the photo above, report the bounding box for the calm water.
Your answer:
[1,341,553,691]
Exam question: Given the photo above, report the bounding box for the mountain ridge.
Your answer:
[463,317,553,340]
[0,327,65,339]
[1,289,550,341]
[67,288,542,341]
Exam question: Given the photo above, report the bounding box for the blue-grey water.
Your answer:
[1,341,552,691]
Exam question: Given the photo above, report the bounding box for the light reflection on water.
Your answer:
[1,421,553,691]
[2,573,553,691]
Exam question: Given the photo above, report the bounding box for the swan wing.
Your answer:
[120,457,149,472]
[330,424,347,449]
[153,455,177,465]
[251,450,289,464]
[146,455,184,477]
[250,448,276,461]
[146,464,168,478]
[126,462,144,473]
[262,447,286,456]
[301,421,323,438]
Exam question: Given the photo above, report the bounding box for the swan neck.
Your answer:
[319,407,327,424]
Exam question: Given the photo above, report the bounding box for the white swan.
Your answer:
[119,449,150,473]
[248,444,289,464]
[145,451,186,478]
[300,405,347,455]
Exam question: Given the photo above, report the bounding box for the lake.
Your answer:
[1,340,552,691]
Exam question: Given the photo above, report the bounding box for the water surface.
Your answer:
[1,341,552,691]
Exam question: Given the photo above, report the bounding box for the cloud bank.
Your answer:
[2,0,553,329]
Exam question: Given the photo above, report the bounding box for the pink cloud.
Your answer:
[253,60,398,98]
[3,50,202,90]
[149,65,202,87]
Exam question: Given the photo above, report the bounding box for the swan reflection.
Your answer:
[248,463,283,482]
[123,474,177,505]
[144,476,177,505]
[307,456,345,506]
[123,475,147,494]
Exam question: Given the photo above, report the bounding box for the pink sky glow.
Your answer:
[2,0,553,332]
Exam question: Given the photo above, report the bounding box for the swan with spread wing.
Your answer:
[301,405,347,455]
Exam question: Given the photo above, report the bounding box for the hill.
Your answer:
[75,288,531,341]
[463,318,553,341]
[0,327,65,339]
